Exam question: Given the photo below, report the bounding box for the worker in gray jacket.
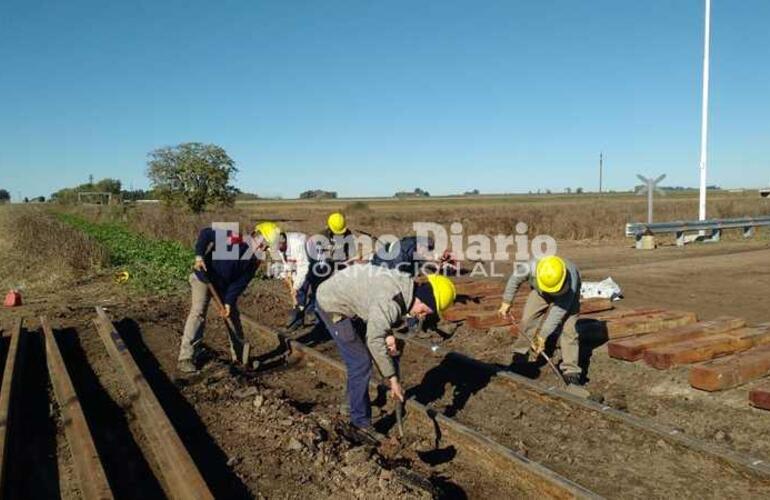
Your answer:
[498,255,583,385]
[316,264,456,432]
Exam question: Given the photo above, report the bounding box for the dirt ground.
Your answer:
[2,206,770,498]
[442,239,770,461]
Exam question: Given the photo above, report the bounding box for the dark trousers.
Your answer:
[296,259,335,316]
[316,308,372,428]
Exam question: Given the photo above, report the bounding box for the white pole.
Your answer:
[698,0,711,221]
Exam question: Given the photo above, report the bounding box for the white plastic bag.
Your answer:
[581,277,623,301]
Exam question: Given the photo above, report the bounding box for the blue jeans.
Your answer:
[316,308,372,428]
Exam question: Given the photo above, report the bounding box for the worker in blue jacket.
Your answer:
[371,236,435,276]
[177,222,282,373]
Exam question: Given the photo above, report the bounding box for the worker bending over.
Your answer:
[273,229,312,329]
[289,212,355,330]
[316,264,456,434]
[178,222,282,373]
[499,255,583,386]
[319,211,356,265]
[372,235,456,277]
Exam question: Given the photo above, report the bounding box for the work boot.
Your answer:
[563,372,582,386]
[340,424,383,446]
[177,359,197,374]
[286,307,304,331]
[510,352,529,366]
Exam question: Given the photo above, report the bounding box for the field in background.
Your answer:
[83,190,770,247]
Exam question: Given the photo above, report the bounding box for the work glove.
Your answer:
[498,302,512,319]
[531,335,545,356]
[193,255,207,272]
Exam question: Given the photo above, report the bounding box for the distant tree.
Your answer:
[299,189,337,199]
[545,189,552,195]
[51,178,124,204]
[146,142,237,213]
[576,187,584,194]
[565,187,572,194]
[94,178,122,194]
[24,197,29,203]
[0,189,10,203]
[395,188,430,198]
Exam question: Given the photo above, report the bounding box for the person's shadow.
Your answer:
[116,318,252,499]
[508,318,609,384]
[575,318,609,383]
[408,354,495,418]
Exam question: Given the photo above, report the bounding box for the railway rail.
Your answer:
[397,332,770,478]
[0,312,212,499]
[241,314,770,498]
[242,315,601,499]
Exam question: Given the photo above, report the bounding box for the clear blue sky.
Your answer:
[1,0,768,200]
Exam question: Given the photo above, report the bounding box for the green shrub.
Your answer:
[56,213,194,292]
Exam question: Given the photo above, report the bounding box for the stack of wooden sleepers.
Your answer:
[447,278,770,411]
[446,279,616,331]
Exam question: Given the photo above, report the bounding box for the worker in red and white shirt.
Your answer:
[269,231,311,327]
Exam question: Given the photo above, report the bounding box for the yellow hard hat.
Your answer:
[327,212,347,235]
[536,256,567,294]
[254,222,282,247]
[426,274,457,318]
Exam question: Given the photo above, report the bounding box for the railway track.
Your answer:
[242,315,601,499]
[397,333,770,476]
[242,314,770,498]
[0,312,213,499]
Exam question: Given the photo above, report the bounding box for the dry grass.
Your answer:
[0,206,110,294]
[10,207,110,271]
[65,191,770,246]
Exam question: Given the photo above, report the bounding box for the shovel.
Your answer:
[513,314,590,398]
[201,271,251,366]
[393,355,405,438]
[371,339,405,439]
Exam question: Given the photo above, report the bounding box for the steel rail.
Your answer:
[396,333,770,479]
[241,314,602,500]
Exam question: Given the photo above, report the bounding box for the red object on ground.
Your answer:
[749,384,770,410]
[3,290,22,307]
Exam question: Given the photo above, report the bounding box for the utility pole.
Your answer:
[698,0,711,222]
[599,152,604,193]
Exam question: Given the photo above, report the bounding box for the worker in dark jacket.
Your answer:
[371,236,435,276]
[177,222,282,373]
[288,212,357,330]
[321,211,356,265]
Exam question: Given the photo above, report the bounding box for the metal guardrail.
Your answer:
[625,216,770,247]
